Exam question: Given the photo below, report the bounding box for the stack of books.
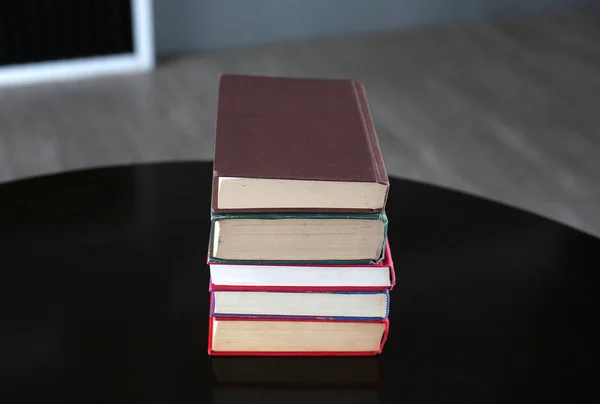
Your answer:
[207,74,393,356]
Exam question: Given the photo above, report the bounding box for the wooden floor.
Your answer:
[1,12,599,236]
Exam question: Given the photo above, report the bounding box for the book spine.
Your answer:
[384,290,390,319]
[378,318,390,353]
[352,80,389,186]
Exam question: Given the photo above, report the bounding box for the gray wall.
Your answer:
[154,0,597,56]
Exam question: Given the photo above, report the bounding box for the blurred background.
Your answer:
[0,0,598,235]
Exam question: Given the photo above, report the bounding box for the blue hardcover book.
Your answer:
[209,289,390,321]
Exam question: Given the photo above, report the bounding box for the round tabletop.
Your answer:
[1,162,597,403]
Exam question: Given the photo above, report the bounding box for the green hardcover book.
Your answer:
[208,212,388,265]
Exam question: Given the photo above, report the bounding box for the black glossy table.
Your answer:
[1,162,597,403]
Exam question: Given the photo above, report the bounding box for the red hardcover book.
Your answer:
[212,74,389,214]
[208,316,389,357]
[208,239,396,292]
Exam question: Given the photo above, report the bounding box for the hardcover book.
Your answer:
[210,290,390,321]
[209,211,388,264]
[209,240,396,292]
[212,74,389,214]
[208,316,389,356]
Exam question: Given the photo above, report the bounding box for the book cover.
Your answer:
[209,290,390,321]
[212,74,388,214]
[207,316,389,357]
[208,239,396,292]
[209,211,388,265]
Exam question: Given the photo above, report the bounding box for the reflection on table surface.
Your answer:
[212,356,381,404]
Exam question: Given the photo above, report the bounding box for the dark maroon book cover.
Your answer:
[212,74,389,213]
